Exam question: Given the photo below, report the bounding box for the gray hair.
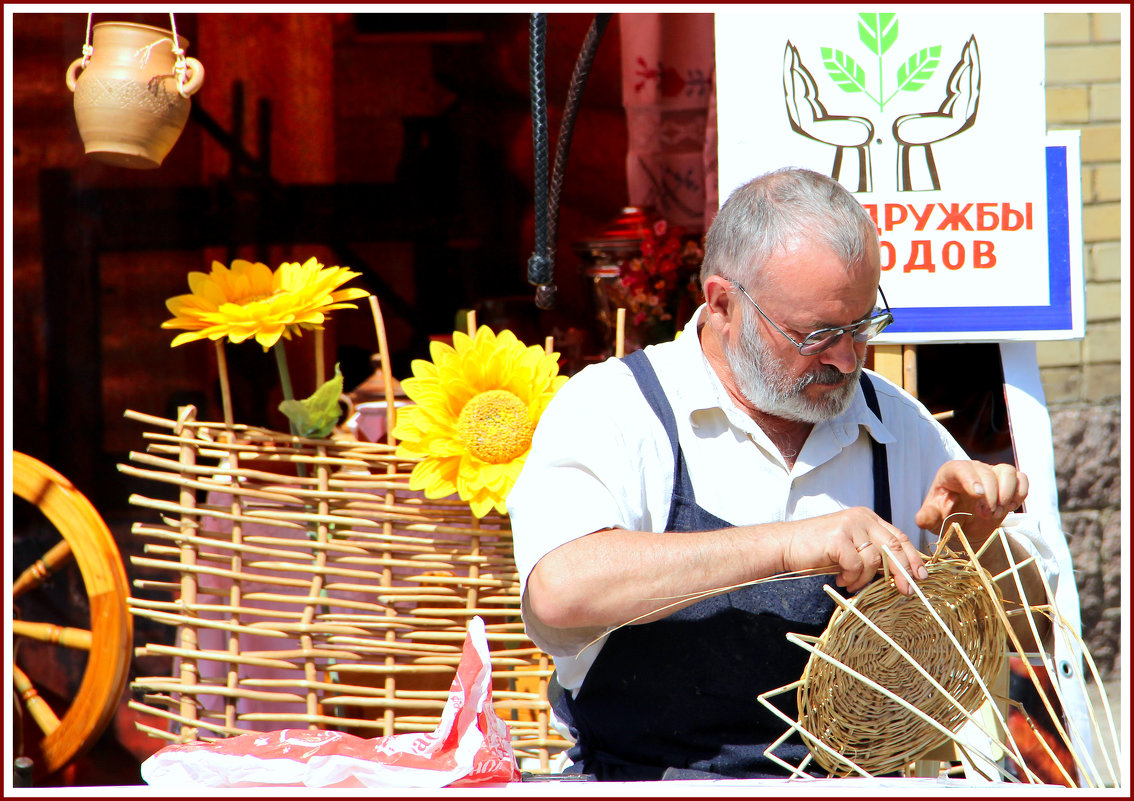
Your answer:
[701,167,880,289]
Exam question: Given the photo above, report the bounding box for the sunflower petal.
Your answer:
[390,323,567,517]
[162,256,369,354]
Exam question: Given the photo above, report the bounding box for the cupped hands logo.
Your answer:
[784,13,980,193]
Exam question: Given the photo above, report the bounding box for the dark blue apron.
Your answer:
[552,349,891,780]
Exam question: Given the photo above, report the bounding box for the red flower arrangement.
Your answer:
[616,218,704,332]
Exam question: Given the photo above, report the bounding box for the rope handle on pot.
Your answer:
[76,12,203,98]
[80,13,94,67]
[166,13,192,97]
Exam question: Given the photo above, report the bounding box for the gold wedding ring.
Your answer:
[856,541,872,552]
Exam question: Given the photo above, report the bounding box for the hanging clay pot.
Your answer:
[66,22,204,169]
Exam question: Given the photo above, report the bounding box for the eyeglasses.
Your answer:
[729,280,894,356]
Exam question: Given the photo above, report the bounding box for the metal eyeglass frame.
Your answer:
[729,280,894,356]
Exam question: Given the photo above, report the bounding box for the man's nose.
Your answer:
[819,333,860,373]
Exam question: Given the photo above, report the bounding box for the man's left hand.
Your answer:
[914,459,1028,547]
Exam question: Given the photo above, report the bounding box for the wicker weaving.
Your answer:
[121,408,571,771]
[795,551,1006,776]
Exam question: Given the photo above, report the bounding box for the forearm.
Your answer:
[526,525,788,632]
[525,506,929,650]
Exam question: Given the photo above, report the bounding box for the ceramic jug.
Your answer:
[66,22,204,169]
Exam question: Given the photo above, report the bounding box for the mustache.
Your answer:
[798,365,855,389]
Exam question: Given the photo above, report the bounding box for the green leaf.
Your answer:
[279,363,345,439]
[858,13,897,56]
[895,45,942,92]
[821,47,867,93]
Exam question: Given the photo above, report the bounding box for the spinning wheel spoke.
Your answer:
[13,664,63,736]
[13,620,93,651]
[13,539,74,599]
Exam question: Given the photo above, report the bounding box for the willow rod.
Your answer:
[140,643,305,670]
[129,555,314,590]
[128,608,291,639]
[127,702,249,739]
[367,295,399,448]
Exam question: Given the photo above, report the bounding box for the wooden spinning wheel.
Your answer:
[11,452,133,779]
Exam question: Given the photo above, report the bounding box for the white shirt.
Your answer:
[506,306,1057,692]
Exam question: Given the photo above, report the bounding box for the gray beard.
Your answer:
[723,304,862,424]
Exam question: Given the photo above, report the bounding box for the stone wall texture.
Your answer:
[1051,404,1123,676]
[1040,13,1123,678]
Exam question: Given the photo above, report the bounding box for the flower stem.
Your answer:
[214,340,235,432]
[273,340,307,479]
[273,341,295,406]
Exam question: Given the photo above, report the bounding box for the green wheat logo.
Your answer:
[821,13,942,111]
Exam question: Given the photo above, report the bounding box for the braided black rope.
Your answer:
[528,13,611,310]
[527,14,551,292]
[542,13,612,309]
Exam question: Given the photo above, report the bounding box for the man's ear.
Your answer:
[703,275,734,326]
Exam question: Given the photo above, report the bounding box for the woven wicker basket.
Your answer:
[796,553,1007,776]
[120,405,571,772]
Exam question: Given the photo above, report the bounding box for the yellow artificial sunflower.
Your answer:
[393,325,567,518]
[162,257,370,350]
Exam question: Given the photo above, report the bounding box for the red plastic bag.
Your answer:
[141,616,521,788]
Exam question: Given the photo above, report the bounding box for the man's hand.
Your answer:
[780,507,928,597]
[914,460,1049,651]
[914,460,1029,548]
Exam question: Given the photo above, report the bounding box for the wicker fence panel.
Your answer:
[121,406,571,772]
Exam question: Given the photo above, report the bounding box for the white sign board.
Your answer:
[715,11,1085,341]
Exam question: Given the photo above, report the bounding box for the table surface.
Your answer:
[7,776,1101,796]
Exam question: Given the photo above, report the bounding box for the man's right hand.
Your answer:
[776,506,929,597]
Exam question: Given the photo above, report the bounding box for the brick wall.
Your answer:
[1039,12,1124,676]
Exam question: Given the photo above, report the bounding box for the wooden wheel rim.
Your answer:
[12,452,133,776]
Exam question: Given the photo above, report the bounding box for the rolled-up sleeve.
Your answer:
[507,362,671,596]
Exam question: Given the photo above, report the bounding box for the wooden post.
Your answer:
[873,343,918,397]
[174,405,200,741]
[872,344,905,388]
[903,344,919,398]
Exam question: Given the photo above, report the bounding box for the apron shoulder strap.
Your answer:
[622,349,680,470]
[858,373,892,525]
[622,349,702,528]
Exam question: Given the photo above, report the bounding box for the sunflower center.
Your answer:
[456,390,534,464]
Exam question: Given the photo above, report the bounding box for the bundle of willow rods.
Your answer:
[119,406,570,772]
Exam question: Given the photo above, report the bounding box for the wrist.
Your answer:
[739,521,792,579]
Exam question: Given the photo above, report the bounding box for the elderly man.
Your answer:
[507,167,1051,780]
